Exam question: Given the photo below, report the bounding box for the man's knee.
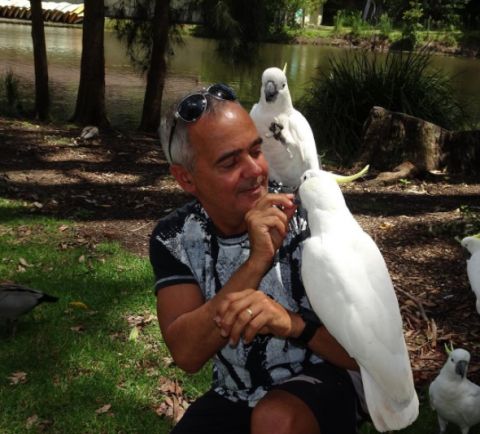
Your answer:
[251,390,320,434]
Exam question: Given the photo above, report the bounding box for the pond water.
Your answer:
[0,21,479,129]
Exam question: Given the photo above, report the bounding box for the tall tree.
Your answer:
[72,0,109,127]
[140,0,170,132]
[30,0,49,121]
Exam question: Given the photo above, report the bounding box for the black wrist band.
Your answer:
[295,319,319,346]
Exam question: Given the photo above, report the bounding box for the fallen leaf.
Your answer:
[95,404,112,414]
[18,257,31,267]
[71,325,85,333]
[8,371,27,385]
[25,414,38,429]
[78,255,85,263]
[68,301,89,310]
[129,326,139,341]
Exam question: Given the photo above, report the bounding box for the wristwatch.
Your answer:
[293,308,322,347]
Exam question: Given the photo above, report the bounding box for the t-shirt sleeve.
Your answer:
[149,232,198,295]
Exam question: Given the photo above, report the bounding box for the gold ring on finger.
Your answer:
[246,307,253,318]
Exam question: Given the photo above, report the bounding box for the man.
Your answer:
[150,83,365,434]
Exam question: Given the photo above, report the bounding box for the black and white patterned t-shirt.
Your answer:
[149,199,323,406]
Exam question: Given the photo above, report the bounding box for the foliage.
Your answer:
[112,0,183,72]
[0,198,211,433]
[402,0,424,48]
[0,69,22,117]
[298,49,467,165]
[377,13,392,38]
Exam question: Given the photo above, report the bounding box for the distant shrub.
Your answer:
[377,13,392,38]
[333,10,345,33]
[0,69,23,117]
[298,49,467,165]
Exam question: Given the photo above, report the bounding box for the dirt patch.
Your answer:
[1,116,479,387]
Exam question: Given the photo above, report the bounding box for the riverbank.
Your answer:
[189,24,480,58]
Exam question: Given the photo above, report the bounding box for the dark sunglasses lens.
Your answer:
[208,83,237,101]
[177,94,207,122]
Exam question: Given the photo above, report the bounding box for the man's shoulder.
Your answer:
[150,200,208,241]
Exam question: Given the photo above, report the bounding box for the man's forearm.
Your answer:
[306,326,359,371]
[163,258,268,373]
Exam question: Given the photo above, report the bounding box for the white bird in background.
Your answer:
[250,65,320,189]
[429,346,480,434]
[298,168,418,432]
[461,234,480,315]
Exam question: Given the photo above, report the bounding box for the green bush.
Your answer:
[298,49,467,165]
[0,69,23,117]
[377,13,392,38]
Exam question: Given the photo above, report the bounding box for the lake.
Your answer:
[0,21,479,129]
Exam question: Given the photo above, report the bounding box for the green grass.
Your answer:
[0,198,211,433]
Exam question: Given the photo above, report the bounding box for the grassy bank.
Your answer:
[0,198,210,433]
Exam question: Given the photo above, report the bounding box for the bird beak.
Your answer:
[264,81,278,102]
[332,165,370,184]
[455,360,468,378]
[462,247,472,260]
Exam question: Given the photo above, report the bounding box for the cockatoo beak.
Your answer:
[265,81,278,102]
[455,360,468,378]
[332,165,370,184]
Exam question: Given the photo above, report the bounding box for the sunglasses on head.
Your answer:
[167,83,237,163]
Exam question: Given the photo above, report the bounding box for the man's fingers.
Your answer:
[228,308,257,346]
[243,315,268,344]
[255,193,296,212]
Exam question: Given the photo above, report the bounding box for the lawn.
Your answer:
[0,198,210,433]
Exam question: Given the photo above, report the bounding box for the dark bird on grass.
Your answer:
[0,283,59,336]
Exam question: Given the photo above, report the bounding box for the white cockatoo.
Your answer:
[250,65,319,189]
[298,169,418,432]
[461,234,480,315]
[429,347,480,434]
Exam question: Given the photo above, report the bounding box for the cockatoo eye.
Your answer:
[282,83,286,88]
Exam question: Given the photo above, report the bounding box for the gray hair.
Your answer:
[159,92,239,171]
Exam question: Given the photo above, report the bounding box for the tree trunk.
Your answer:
[362,0,373,20]
[139,0,170,133]
[71,0,109,127]
[30,0,49,121]
[358,106,480,182]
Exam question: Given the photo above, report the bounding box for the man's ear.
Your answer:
[170,164,196,194]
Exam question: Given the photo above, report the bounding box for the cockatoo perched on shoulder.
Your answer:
[429,347,480,434]
[250,65,319,189]
[298,169,418,432]
[461,234,480,315]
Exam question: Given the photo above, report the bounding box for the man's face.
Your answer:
[180,102,269,235]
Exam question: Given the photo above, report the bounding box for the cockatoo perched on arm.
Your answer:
[429,347,480,434]
[298,169,418,432]
[250,65,319,189]
[461,234,480,315]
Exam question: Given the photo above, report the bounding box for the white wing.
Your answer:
[288,109,320,173]
[302,230,417,430]
[467,252,480,314]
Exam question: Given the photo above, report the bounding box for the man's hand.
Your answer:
[214,289,295,346]
[245,193,296,272]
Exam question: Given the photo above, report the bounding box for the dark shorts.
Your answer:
[170,362,361,434]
